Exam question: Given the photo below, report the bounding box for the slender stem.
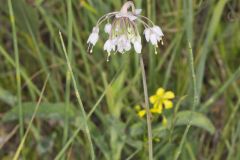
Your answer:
[96,12,118,25]
[140,55,153,160]
[137,15,155,26]
[62,0,73,156]
[120,1,135,14]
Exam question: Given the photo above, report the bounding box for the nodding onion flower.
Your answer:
[87,1,164,61]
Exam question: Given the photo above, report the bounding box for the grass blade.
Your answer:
[8,0,23,145]
[174,43,199,160]
[196,0,229,100]
[58,31,95,160]
[13,74,49,160]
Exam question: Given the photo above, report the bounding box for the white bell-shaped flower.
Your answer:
[150,33,158,45]
[104,39,115,53]
[104,24,112,34]
[117,35,131,53]
[144,26,164,46]
[134,9,142,15]
[152,26,164,37]
[144,28,151,42]
[87,27,99,46]
[133,36,142,54]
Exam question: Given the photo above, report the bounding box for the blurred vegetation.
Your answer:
[0,0,240,159]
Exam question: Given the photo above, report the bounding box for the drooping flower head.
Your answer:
[87,1,164,61]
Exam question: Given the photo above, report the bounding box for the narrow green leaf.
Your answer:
[175,111,216,134]
[196,0,229,99]
[80,0,97,14]
[2,102,76,122]
[0,87,17,106]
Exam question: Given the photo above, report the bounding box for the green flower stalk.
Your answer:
[87,1,165,159]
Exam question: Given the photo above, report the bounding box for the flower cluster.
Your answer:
[87,1,164,61]
[136,87,175,125]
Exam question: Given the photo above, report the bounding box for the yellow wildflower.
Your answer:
[137,107,163,118]
[150,107,162,114]
[136,87,174,127]
[138,110,146,118]
[149,88,175,112]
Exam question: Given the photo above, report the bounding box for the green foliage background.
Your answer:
[0,0,240,159]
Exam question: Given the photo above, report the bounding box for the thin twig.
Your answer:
[0,125,19,149]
